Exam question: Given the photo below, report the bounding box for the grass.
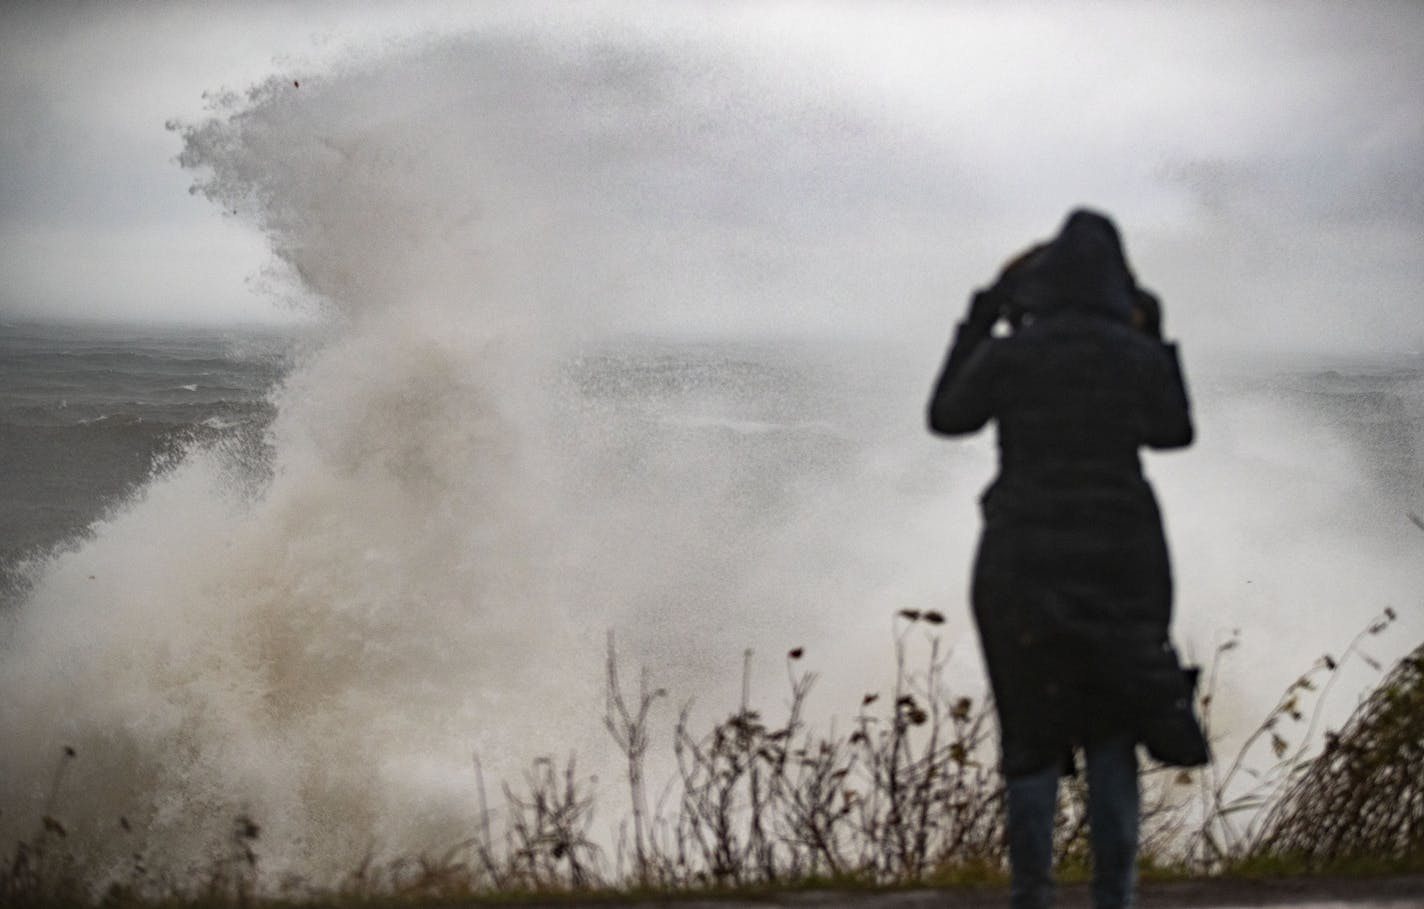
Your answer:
[4,607,1421,907]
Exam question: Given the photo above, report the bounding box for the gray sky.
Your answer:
[1,1,1421,355]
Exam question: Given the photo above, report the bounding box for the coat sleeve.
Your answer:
[927,322,998,436]
[1142,342,1194,450]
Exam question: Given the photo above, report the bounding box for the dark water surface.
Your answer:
[4,319,1422,610]
[2,318,1422,888]
[0,320,294,600]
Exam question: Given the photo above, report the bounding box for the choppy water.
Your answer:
[0,320,294,602]
[3,315,1423,884]
[7,321,1419,606]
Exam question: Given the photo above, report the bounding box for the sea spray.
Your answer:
[2,28,1422,889]
[1,31,934,882]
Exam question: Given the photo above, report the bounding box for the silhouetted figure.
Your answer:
[928,210,1194,909]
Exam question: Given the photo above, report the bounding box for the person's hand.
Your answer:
[965,288,1004,331]
[972,243,1046,332]
[1134,288,1163,340]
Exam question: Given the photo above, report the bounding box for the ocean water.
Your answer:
[0,320,292,603]
[3,29,1423,890]
[3,314,1422,885]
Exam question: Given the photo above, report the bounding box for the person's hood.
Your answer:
[1012,209,1136,322]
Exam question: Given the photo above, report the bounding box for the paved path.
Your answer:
[473,875,1424,908]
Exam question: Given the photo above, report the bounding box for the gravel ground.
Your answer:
[469,875,1424,908]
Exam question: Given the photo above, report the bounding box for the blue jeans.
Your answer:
[1006,735,1139,909]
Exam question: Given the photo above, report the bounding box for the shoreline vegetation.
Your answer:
[4,608,1421,908]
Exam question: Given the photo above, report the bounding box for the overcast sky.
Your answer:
[1,1,1421,355]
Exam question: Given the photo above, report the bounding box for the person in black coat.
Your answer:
[928,210,1194,909]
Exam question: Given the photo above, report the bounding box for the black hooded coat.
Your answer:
[928,211,1194,778]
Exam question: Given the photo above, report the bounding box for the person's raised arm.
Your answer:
[1127,290,1196,450]
[1133,292,1193,449]
[1143,341,1193,449]
[927,289,1002,435]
